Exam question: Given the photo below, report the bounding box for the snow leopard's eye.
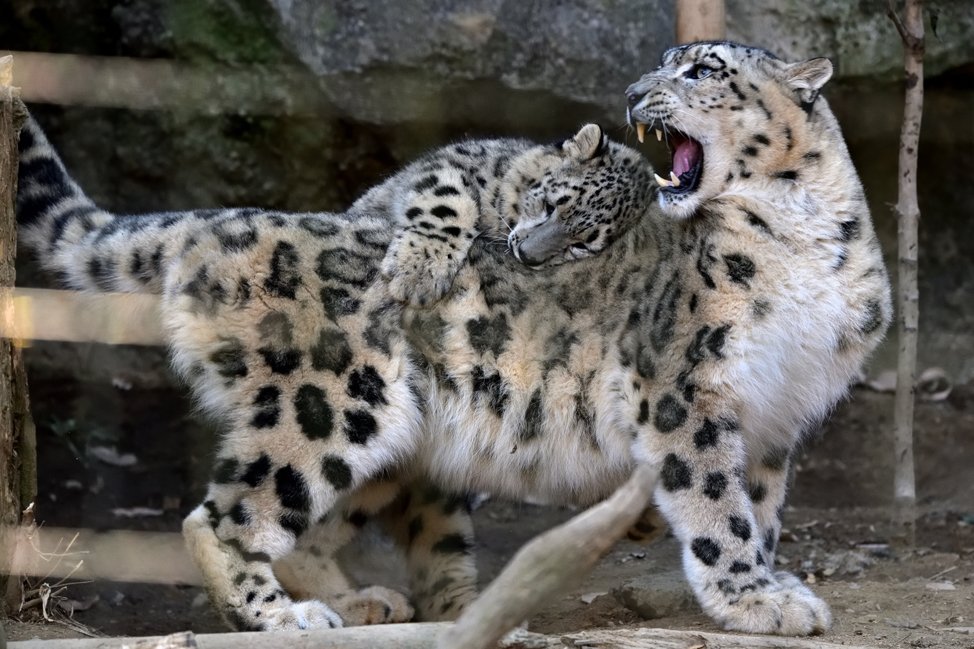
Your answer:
[544,201,556,217]
[685,64,714,80]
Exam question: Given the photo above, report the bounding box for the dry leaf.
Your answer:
[917,367,952,401]
[89,445,138,467]
[864,370,897,392]
[111,506,164,518]
[58,594,99,614]
[579,591,607,604]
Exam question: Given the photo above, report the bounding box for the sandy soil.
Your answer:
[4,379,973,647]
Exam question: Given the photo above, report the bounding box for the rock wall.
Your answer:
[4,0,974,385]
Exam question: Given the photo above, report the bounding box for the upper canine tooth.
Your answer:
[655,129,663,142]
[670,171,681,187]
[636,123,646,143]
[654,172,672,187]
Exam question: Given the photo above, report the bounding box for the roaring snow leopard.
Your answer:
[16,119,654,625]
[16,40,892,637]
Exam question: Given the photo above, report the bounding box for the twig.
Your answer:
[438,464,658,649]
[20,585,67,613]
[886,1,910,43]
[927,565,956,581]
[887,0,924,546]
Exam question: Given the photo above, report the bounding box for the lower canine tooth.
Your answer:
[636,123,646,143]
[655,129,663,142]
[670,171,681,187]
[654,172,672,188]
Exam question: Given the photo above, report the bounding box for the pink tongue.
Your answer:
[673,139,702,177]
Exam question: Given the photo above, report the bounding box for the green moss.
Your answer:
[166,0,285,64]
[315,4,338,37]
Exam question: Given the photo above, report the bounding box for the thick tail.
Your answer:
[17,115,210,294]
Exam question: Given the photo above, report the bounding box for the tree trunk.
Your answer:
[0,54,35,616]
[887,0,924,546]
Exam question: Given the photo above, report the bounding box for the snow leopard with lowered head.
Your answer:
[17,40,891,637]
[16,118,655,627]
[380,123,653,306]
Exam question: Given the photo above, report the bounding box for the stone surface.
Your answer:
[264,0,974,122]
[727,0,974,81]
[265,0,674,123]
[613,574,698,620]
[3,1,974,383]
[610,540,698,620]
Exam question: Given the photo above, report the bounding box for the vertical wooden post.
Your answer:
[887,0,924,546]
[0,54,35,615]
[675,0,726,44]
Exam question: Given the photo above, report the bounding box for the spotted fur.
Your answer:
[381,123,653,306]
[621,41,892,634]
[16,117,654,630]
[17,42,891,638]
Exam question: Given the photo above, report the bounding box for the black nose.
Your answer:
[626,91,642,108]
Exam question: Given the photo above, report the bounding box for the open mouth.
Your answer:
[634,122,704,195]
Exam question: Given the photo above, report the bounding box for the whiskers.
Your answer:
[497,214,515,234]
[667,108,695,137]
[482,233,513,257]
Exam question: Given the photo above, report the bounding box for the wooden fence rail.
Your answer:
[1,288,164,347]
[2,50,329,116]
[6,624,880,649]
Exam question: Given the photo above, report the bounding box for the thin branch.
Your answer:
[886,0,910,43]
[887,0,924,545]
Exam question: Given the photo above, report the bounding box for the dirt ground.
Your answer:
[4,376,974,647]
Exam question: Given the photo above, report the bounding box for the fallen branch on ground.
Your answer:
[438,464,658,649]
[5,624,885,649]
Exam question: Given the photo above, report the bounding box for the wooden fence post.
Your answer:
[676,0,726,43]
[0,54,36,616]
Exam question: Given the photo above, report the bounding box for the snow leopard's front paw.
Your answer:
[260,600,345,631]
[715,571,831,636]
[382,242,459,307]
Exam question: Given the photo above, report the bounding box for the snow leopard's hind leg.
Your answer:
[174,224,422,631]
[273,481,415,626]
[182,369,422,630]
[379,482,478,621]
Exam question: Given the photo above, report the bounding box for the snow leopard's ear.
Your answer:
[781,57,832,106]
[562,124,607,161]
